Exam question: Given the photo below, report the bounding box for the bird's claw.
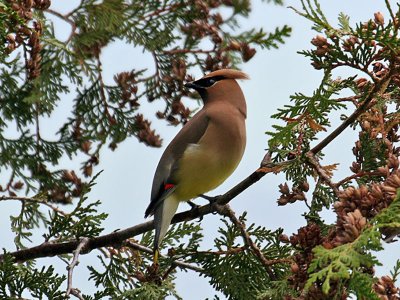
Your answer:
[187,200,199,210]
[199,194,218,203]
[187,200,204,222]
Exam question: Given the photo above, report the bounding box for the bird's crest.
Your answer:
[204,69,249,80]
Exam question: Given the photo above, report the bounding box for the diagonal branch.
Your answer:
[0,159,287,263]
[309,69,393,155]
[305,152,340,197]
[45,9,77,44]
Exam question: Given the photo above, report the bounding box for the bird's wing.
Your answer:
[145,109,210,217]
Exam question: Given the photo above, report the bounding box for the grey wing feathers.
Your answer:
[145,110,210,217]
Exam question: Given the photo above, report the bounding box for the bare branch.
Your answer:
[333,95,362,104]
[334,171,382,188]
[306,151,340,197]
[66,238,90,297]
[195,246,247,256]
[0,195,67,216]
[45,9,77,44]
[69,288,84,300]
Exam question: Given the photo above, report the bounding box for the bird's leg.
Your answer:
[199,194,218,203]
[200,194,221,215]
[187,200,203,222]
[148,250,161,284]
[187,200,200,210]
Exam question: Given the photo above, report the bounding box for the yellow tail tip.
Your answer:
[153,249,159,265]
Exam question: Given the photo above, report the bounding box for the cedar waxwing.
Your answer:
[145,69,248,263]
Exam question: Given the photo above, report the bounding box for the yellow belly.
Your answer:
[173,144,240,201]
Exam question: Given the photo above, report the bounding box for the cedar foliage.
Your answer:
[1,0,400,299]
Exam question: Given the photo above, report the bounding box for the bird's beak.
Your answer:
[184,81,202,90]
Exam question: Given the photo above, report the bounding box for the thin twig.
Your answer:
[213,203,277,280]
[69,288,84,300]
[140,3,180,21]
[66,238,90,297]
[46,9,74,26]
[196,246,246,256]
[96,57,113,123]
[384,0,396,27]
[332,61,377,81]
[35,102,41,155]
[161,49,214,55]
[71,288,85,300]
[310,69,394,155]
[0,195,67,216]
[162,265,177,281]
[4,169,16,193]
[195,246,292,267]
[333,95,362,104]
[306,152,340,197]
[66,0,85,18]
[45,9,77,43]
[334,171,382,188]
[151,51,161,80]
[124,240,204,273]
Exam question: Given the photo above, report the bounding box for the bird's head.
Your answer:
[185,69,249,104]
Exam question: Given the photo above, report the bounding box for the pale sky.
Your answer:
[1,1,398,299]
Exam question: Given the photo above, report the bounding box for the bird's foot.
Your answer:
[199,194,221,215]
[147,258,162,285]
[187,200,203,222]
[199,194,218,203]
[187,200,200,210]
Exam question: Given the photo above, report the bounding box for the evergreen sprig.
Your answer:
[196,214,291,300]
[306,190,400,298]
[0,253,66,299]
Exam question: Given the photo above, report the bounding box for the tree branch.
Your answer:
[45,9,77,44]
[195,246,247,256]
[334,171,382,188]
[0,195,67,216]
[310,69,394,155]
[66,238,90,297]
[0,159,285,263]
[306,152,340,197]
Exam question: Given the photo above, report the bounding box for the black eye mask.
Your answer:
[194,75,226,88]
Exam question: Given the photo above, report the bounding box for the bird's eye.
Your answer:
[207,78,216,85]
[200,78,217,87]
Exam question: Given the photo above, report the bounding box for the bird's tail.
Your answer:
[153,194,180,263]
[153,248,159,264]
